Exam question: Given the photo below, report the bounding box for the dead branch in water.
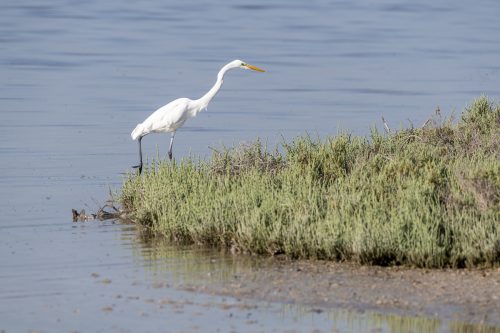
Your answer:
[72,201,130,222]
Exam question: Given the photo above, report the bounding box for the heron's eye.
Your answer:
[241,62,246,66]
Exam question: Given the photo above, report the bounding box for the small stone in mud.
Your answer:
[127,296,140,300]
[101,306,113,313]
[152,282,167,288]
[91,273,99,278]
[100,278,112,284]
[219,303,231,310]
[159,298,173,305]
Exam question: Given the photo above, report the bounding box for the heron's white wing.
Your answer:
[141,98,192,134]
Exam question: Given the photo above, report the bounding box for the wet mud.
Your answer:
[176,257,500,327]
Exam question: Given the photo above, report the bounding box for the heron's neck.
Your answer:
[195,63,233,112]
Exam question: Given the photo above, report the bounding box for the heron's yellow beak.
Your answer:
[245,63,265,72]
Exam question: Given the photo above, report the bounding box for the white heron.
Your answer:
[131,59,265,174]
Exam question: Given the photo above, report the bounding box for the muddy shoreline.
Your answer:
[179,258,500,327]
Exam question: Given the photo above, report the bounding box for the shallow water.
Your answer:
[2,222,498,332]
[1,0,499,332]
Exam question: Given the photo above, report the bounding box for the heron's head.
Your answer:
[233,59,265,72]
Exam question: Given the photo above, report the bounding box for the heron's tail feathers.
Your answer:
[131,123,144,140]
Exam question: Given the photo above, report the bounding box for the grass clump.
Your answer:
[120,96,500,268]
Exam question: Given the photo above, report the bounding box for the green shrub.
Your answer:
[120,96,499,268]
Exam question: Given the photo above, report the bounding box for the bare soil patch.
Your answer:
[183,259,500,326]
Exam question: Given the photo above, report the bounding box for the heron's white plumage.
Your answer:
[130,59,265,172]
[131,98,192,140]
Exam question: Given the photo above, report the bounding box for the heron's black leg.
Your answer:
[168,132,175,160]
[132,136,143,174]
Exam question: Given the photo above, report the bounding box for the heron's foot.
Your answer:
[132,164,143,174]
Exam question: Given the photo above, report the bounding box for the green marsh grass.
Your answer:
[121,96,500,267]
